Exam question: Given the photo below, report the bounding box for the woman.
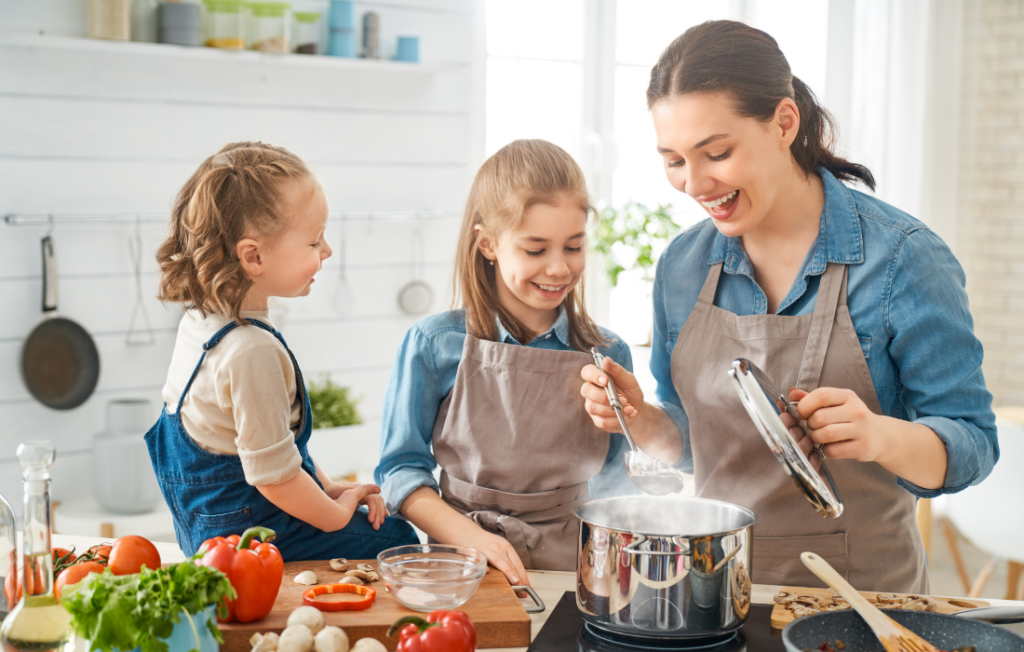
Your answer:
[581,21,997,593]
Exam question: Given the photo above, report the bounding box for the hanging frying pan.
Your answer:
[20,235,100,410]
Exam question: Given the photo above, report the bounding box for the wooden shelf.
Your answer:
[0,32,441,74]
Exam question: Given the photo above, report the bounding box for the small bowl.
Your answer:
[377,544,487,612]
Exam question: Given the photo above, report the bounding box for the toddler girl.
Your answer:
[148,141,418,560]
[375,139,637,585]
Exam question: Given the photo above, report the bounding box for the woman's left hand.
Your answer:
[787,387,885,463]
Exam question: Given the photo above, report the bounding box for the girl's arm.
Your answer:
[401,486,529,587]
[311,457,387,529]
[257,470,379,532]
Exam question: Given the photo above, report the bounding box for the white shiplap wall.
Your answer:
[0,0,480,512]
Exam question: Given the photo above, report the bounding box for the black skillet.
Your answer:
[784,608,1024,652]
[20,235,100,410]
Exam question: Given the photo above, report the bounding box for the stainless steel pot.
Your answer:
[576,495,756,640]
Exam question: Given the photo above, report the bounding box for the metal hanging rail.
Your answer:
[3,211,460,225]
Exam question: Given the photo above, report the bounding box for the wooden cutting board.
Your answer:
[219,559,532,651]
[770,586,990,629]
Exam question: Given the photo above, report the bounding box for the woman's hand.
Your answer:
[778,397,821,471]
[580,357,644,432]
[461,528,530,588]
[788,387,884,463]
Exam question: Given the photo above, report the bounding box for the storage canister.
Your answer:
[293,11,322,54]
[248,2,290,52]
[158,1,202,46]
[89,0,132,40]
[203,0,245,48]
[326,0,355,57]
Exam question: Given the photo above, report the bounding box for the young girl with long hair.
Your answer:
[148,141,418,560]
[581,21,996,592]
[375,139,636,585]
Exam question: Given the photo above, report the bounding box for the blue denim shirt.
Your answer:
[375,308,638,515]
[651,169,998,498]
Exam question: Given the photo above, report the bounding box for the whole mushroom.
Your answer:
[279,625,314,652]
[288,606,326,635]
[350,639,387,652]
[314,626,349,652]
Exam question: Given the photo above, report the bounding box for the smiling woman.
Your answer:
[579,20,998,594]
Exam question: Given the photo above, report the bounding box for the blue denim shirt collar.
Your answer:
[495,306,571,347]
[707,168,865,273]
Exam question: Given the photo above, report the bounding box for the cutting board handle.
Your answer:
[511,585,545,613]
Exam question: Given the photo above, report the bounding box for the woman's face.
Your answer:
[651,92,799,238]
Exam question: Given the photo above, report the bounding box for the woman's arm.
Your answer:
[400,486,529,586]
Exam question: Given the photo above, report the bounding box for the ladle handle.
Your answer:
[591,348,638,451]
[800,552,901,638]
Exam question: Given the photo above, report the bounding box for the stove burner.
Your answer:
[579,623,744,652]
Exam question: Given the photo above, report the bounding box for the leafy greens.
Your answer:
[61,561,236,652]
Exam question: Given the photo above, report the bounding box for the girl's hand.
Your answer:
[580,357,644,433]
[360,492,387,530]
[461,528,529,588]
[333,484,386,528]
[790,387,885,463]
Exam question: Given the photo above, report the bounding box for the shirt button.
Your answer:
[545,334,551,339]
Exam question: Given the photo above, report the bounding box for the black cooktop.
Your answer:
[528,592,784,652]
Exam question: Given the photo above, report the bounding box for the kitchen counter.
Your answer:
[51,534,1024,652]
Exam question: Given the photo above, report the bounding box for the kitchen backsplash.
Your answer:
[0,0,481,514]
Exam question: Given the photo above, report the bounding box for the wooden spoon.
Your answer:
[800,552,939,652]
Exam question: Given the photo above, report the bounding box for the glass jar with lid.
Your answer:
[203,0,245,48]
[292,10,322,54]
[248,2,290,53]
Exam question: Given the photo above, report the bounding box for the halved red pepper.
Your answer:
[387,610,476,652]
[303,583,376,612]
[195,526,284,623]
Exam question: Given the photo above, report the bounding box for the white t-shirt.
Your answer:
[161,310,304,486]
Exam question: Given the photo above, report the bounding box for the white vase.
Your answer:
[92,399,162,515]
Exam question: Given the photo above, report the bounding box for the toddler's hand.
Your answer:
[333,483,385,527]
[360,493,387,530]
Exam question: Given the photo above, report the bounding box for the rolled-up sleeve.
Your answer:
[375,325,446,515]
[650,254,693,472]
[886,229,998,497]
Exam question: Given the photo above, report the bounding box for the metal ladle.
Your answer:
[591,348,687,496]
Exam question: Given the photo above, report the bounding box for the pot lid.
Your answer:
[727,359,844,519]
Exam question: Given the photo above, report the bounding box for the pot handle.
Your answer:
[623,535,691,556]
[510,585,545,613]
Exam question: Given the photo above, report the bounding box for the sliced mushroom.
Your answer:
[357,563,374,572]
[902,596,938,612]
[293,570,319,585]
[329,558,350,572]
[790,595,826,609]
[775,591,799,605]
[337,575,365,586]
[344,569,375,583]
[876,593,901,604]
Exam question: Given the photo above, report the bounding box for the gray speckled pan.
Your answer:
[783,610,1024,652]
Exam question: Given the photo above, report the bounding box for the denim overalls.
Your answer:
[145,319,417,560]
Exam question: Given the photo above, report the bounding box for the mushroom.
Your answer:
[294,570,319,586]
[279,625,315,652]
[350,639,387,652]
[774,591,799,605]
[876,593,901,604]
[251,633,280,652]
[790,596,825,609]
[357,563,374,572]
[314,626,349,652]
[337,575,365,586]
[902,596,938,612]
[344,569,376,583]
[288,606,326,635]
[329,558,350,572]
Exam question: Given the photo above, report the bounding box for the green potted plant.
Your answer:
[307,374,362,429]
[591,201,681,288]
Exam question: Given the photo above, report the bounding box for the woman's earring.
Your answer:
[489,260,494,266]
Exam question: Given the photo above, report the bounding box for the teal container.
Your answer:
[89,605,219,652]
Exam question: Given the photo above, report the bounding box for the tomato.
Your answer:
[107,535,161,575]
[54,562,104,601]
[52,547,77,567]
[87,544,112,565]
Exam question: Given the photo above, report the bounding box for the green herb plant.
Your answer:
[591,201,681,287]
[61,562,236,652]
[308,374,362,429]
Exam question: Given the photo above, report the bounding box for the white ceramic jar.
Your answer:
[92,399,162,514]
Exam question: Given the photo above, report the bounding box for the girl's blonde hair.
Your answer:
[157,141,311,323]
[453,139,607,351]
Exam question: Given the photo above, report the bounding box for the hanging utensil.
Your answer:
[728,358,843,518]
[333,219,352,314]
[397,220,434,316]
[590,348,687,496]
[21,233,101,410]
[125,217,155,346]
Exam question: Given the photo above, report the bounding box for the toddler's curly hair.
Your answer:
[157,141,311,323]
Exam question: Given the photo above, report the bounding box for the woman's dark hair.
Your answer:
[647,20,875,191]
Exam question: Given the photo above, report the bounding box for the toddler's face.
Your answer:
[255,177,332,300]
[485,194,587,324]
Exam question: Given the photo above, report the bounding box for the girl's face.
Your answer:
[242,177,332,306]
[651,92,800,238]
[478,195,587,329]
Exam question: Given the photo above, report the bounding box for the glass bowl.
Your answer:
[377,544,488,612]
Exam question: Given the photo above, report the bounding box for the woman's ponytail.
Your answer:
[647,20,875,191]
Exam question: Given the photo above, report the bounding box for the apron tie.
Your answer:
[467,510,543,567]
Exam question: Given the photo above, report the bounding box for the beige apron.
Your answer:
[432,332,611,571]
[671,262,928,593]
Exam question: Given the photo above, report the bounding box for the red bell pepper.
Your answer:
[387,610,477,652]
[195,526,284,623]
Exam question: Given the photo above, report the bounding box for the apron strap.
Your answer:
[467,511,542,570]
[796,264,848,391]
[696,263,724,305]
